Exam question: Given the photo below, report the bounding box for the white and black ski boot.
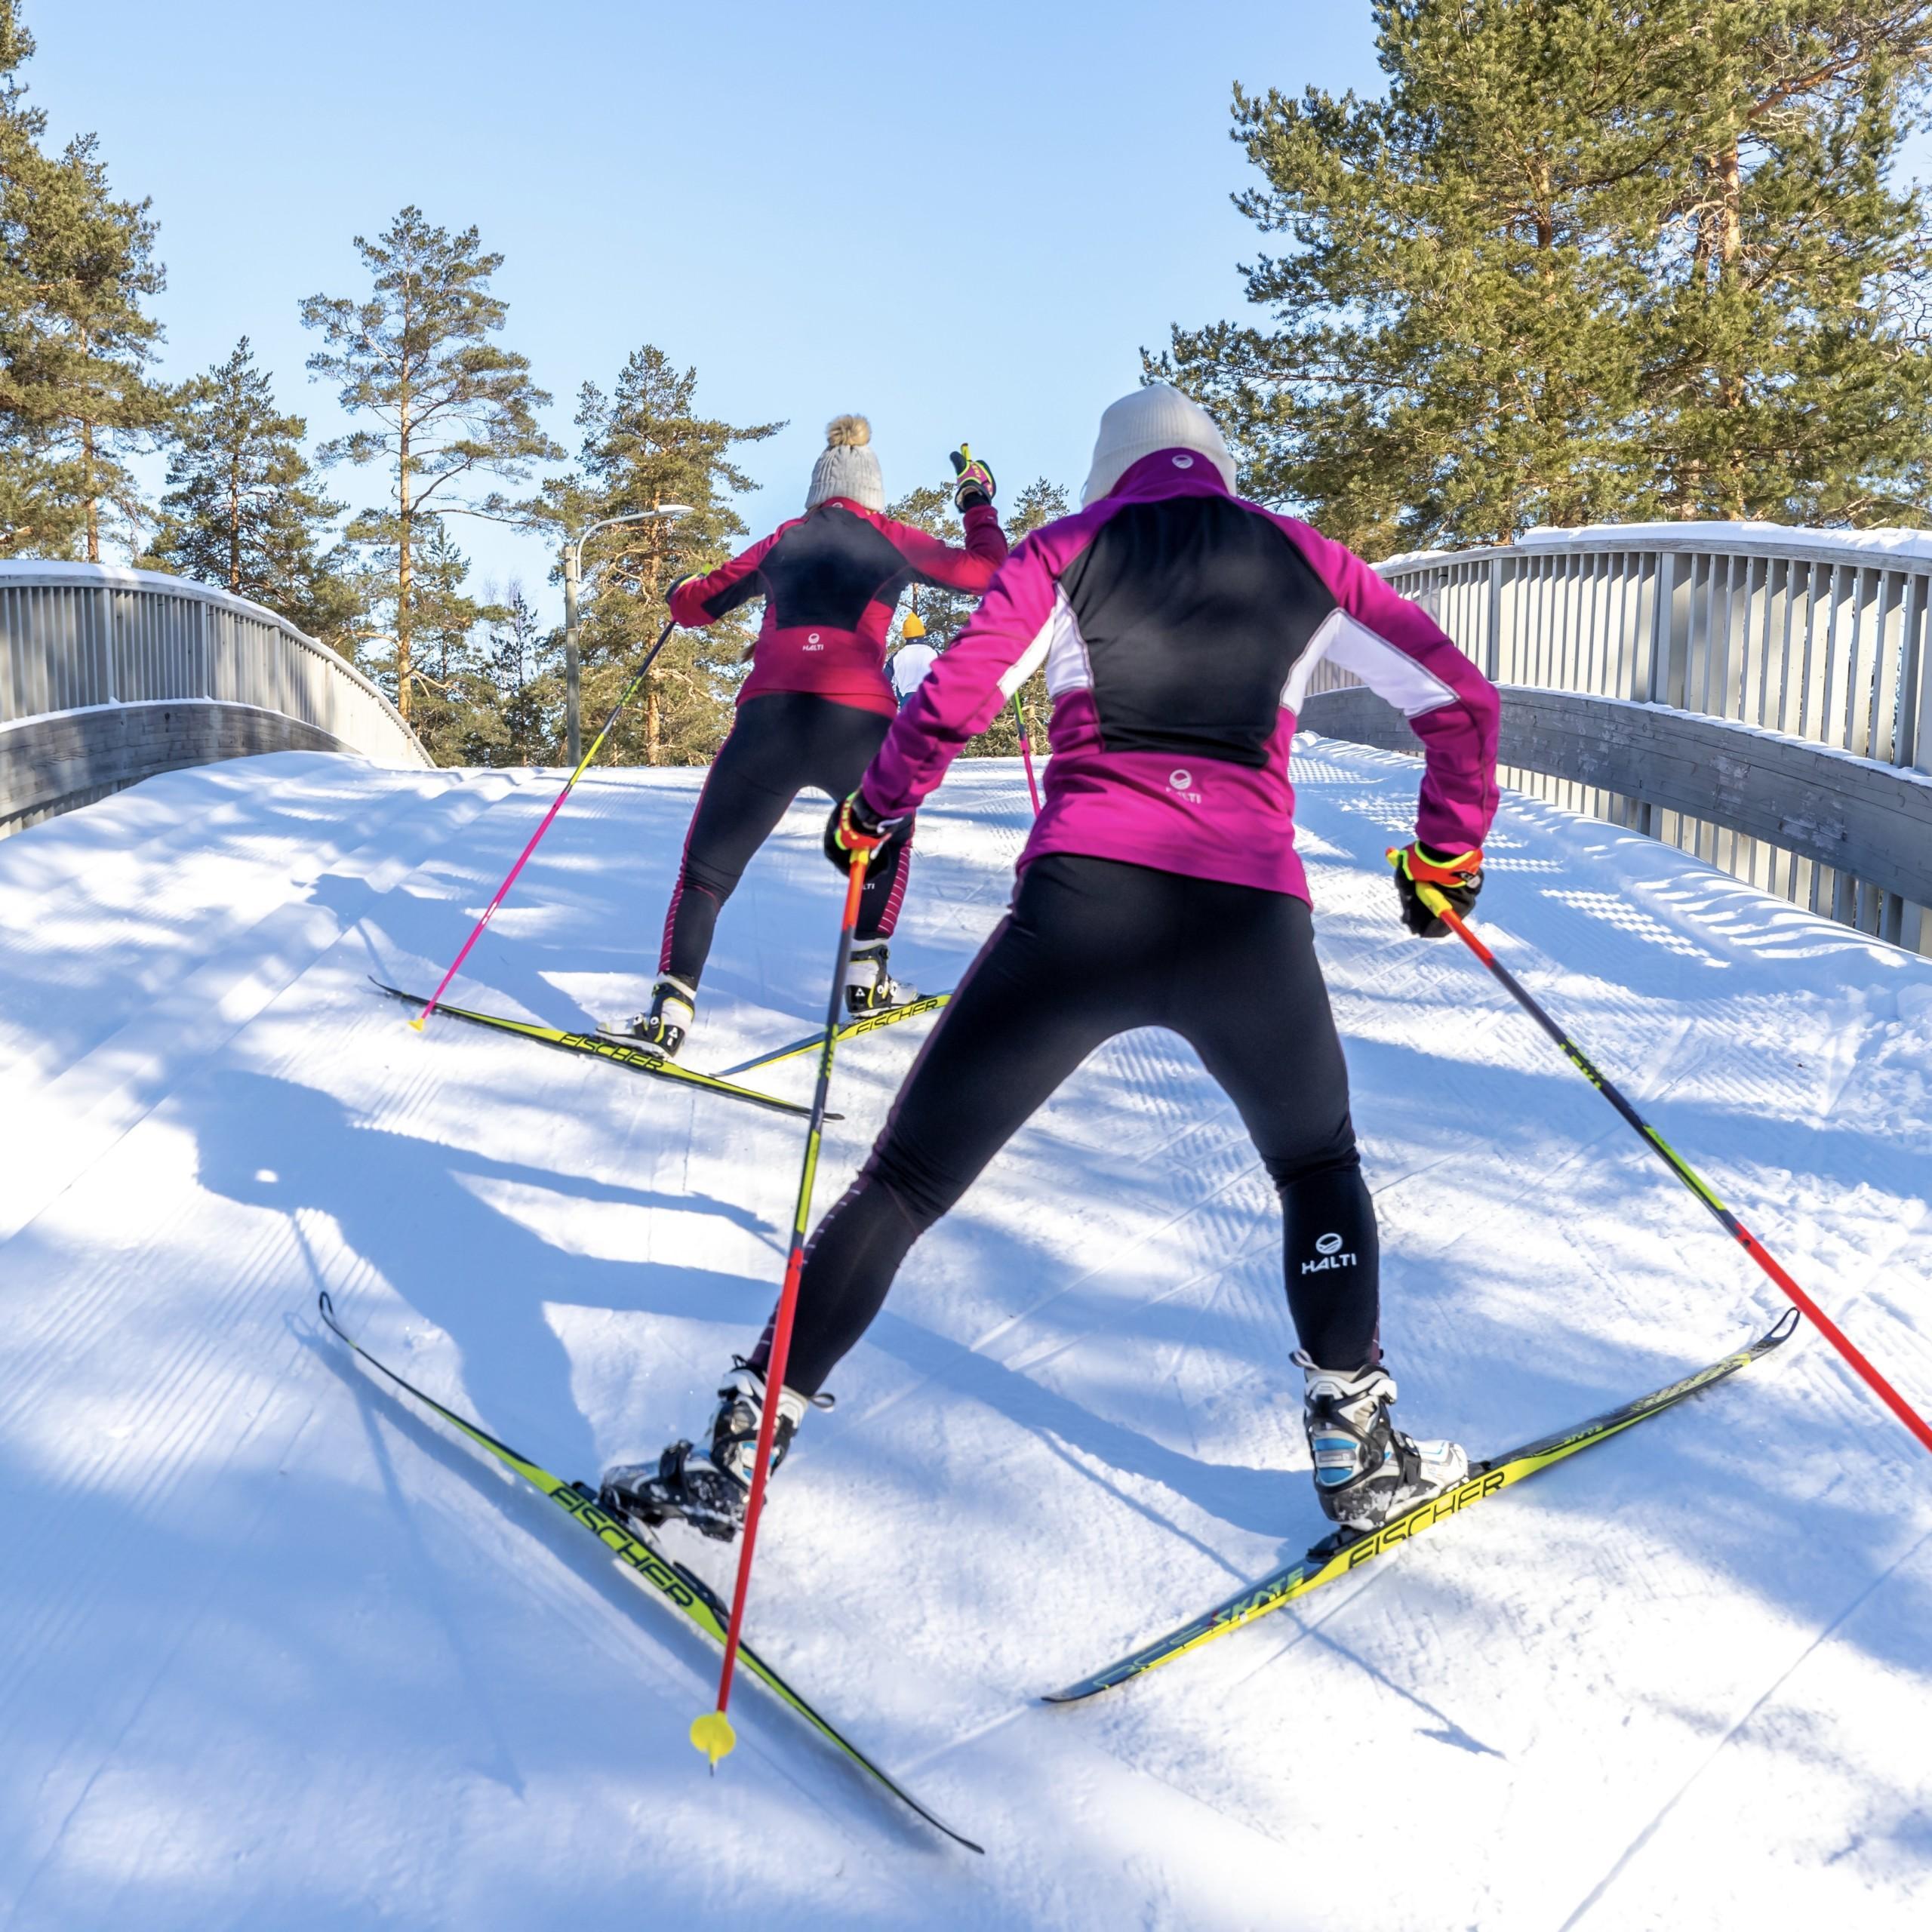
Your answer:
[599,974,696,1060]
[844,942,916,1017]
[1297,1353,1469,1552]
[598,1361,826,1543]
[599,1439,744,1542]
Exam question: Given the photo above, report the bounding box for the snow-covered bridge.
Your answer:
[1,746,1926,1929]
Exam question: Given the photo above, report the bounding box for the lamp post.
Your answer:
[562,504,693,763]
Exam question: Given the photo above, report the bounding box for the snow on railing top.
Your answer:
[1377,518,1932,575]
[1362,519,1932,776]
[0,559,428,768]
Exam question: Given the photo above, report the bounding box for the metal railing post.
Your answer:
[1485,555,1503,681]
[1905,571,1932,776]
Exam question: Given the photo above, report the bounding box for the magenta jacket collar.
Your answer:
[1095,448,1235,506]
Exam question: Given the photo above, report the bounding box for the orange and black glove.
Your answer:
[1389,842,1484,937]
[823,790,906,875]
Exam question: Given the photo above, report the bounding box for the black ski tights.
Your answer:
[659,693,912,986]
[755,853,1380,1397]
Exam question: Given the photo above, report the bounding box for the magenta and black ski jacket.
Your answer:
[859,451,1500,900]
[669,499,1009,720]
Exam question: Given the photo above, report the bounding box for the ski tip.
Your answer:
[691,1709,737,1768]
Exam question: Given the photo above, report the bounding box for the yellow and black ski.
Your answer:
[318,1291,980,1852]
[718,991,953,1079]
[1046,1311,1798,1703]
[371,979,832,1121]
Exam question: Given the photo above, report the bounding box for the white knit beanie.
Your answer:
[1081,384,1237,506]
[806,414,886,512]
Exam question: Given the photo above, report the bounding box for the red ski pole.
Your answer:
[692,844,873,1767]
[410,619,675,1032]
[1395,852,1932,1460]
[1013,693,1041,815]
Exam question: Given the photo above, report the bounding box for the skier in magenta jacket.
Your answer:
[604,386,1499,1548]
[602,417,1005,1059]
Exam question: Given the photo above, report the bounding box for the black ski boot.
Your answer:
[598,1361,826,1543]
[598,974,696,1060]
[844,942,916,1017]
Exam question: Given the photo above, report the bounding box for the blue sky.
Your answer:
[26,1,1385,616]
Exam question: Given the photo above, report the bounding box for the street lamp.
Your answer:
[562,504,694,763]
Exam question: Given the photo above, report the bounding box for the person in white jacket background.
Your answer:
[888,608,940,708]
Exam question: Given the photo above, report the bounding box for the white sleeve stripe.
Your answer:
[1284,608,1460,718]
[1041,589,1091,695]
[1280,608,1341,715]
[996,622,1052,700]
[1000,587,1082,700]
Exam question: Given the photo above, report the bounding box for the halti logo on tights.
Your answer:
[804,631,823,651]
[1168,768,1201,804]
[1303,1231,1356,1274]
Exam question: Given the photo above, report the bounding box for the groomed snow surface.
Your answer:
[2,743,1928,1931]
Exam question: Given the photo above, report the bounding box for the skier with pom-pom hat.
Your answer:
[602,417,1006,1059]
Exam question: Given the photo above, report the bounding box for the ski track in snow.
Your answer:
[0,744,1927,1930]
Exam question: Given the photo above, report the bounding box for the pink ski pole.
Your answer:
[1013,693,1041,815]
[410,618,674,1032]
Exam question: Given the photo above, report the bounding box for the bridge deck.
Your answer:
[0,746,1926,1930]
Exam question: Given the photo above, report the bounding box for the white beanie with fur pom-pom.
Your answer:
[806,414,886,512]
[1081,384,1237,506]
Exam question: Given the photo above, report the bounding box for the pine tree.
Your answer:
[543,344,781,766]
[361,519,501,764]
[147,337,357,645]
[966,477,1066,758]
[883,481,972,638]
[0,1,171,558]
[1638,5,1932,521]
[475,581,558,768]
[1161,0,1932,553]
[0,1,54,548]
[301,207,561,718]
[883,472,1069,758]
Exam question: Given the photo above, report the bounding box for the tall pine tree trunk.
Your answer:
[1531,159,1566,531]
[396,391,414,722]
[228,453,242,592]
[644,522,664,763]
[1678,140,1749,520]
[82,420,99,563]
[1717,138,1746,518]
